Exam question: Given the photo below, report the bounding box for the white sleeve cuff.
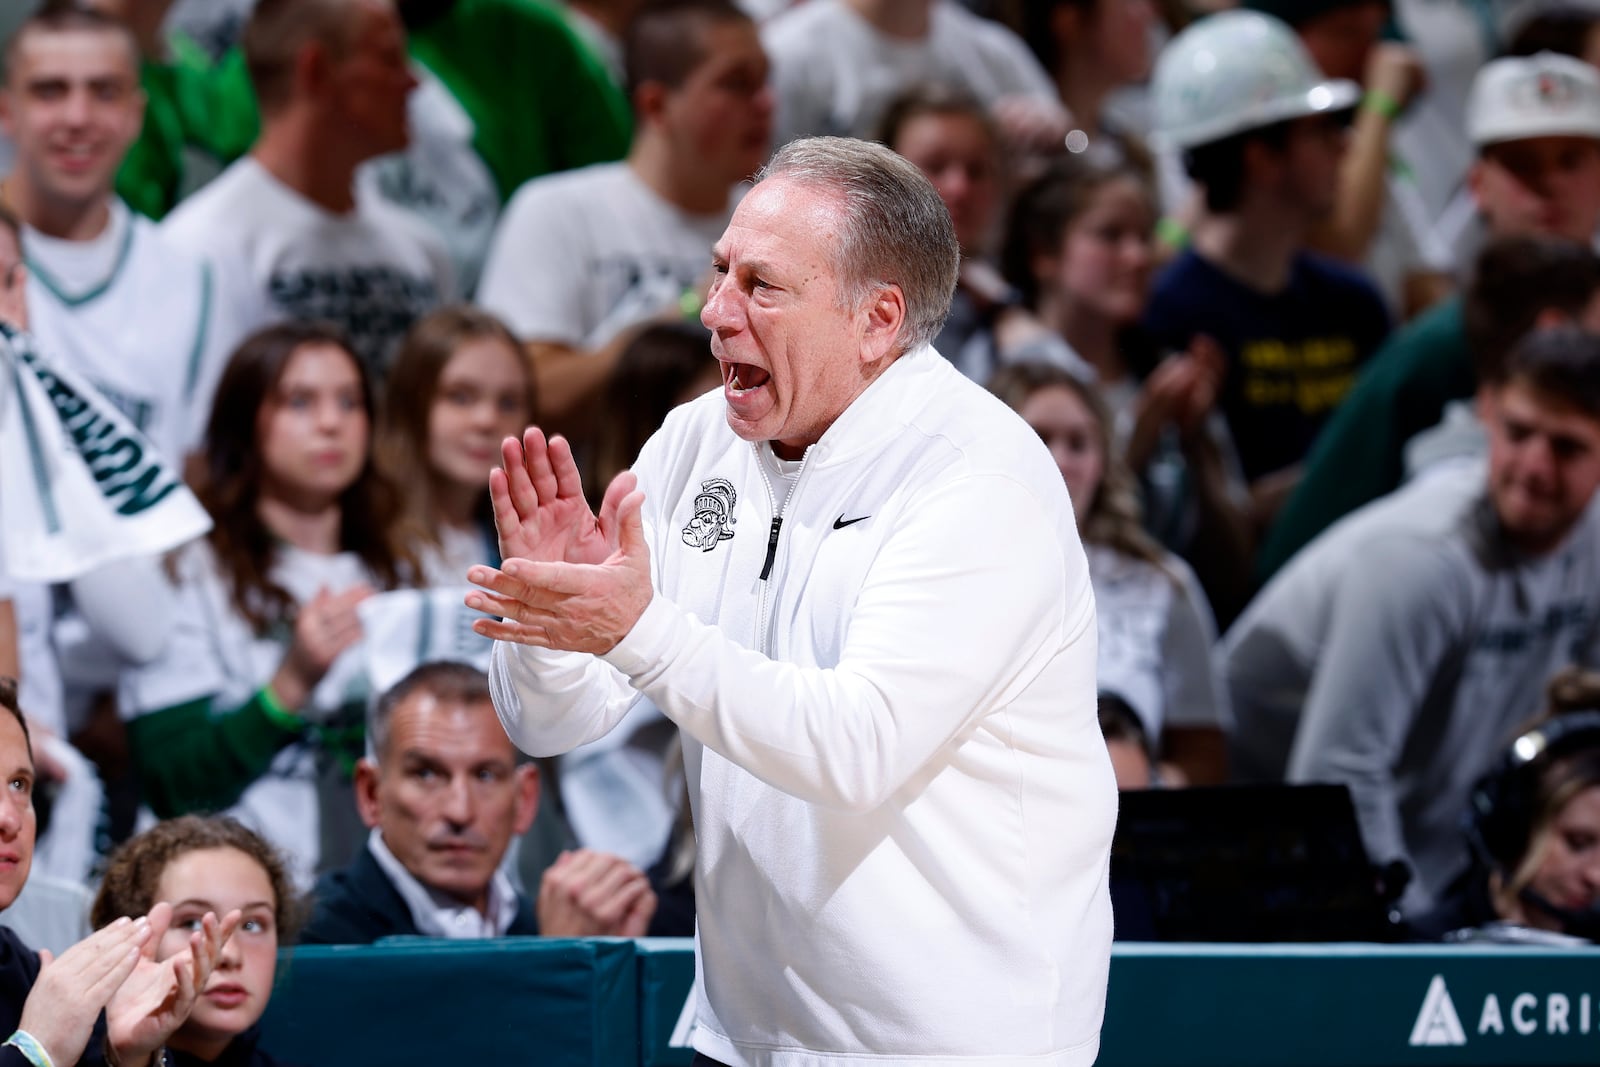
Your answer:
[601,593,676,678]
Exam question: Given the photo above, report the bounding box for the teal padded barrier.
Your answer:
[1099,944,1600,1067]
[259,937,637,1065]
[637,938,696,1066]
[254,939,1600,1065]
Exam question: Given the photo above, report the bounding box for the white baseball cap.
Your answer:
[1150,10,1360,151]
[1468,52,1600,148]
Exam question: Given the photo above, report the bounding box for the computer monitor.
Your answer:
[1110,784,1405,942]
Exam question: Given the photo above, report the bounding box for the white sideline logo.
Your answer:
[1411,975,1468,1047]
[1408,973,1600,1044]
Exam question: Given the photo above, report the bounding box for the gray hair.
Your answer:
[367,660,495,764]
[757,136,960,356]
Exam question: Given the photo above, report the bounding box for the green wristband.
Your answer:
[1362,89,1403,120]
[1155,216,1191,251]
[258,686,304,731]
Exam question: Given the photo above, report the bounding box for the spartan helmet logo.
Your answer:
[682,478,738,551]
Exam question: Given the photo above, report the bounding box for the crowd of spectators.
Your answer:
[4,0,1600,1057]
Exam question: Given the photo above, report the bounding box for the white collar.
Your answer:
[367,829,520,939]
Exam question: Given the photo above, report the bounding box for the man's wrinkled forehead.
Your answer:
[386,693,518,762]
[717,178,844,263]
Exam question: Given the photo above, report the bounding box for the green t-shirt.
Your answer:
[116,0,632,219]
[117,40,258,221]
[407,0,632,202]
[1255,296,1473,583]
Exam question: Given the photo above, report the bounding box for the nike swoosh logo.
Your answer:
[833,514,870,529]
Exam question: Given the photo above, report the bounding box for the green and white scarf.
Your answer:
[0,322,211,582]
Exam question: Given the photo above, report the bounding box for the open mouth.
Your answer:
[724,362,771,394]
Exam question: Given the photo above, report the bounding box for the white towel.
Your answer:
[0,323,211,583]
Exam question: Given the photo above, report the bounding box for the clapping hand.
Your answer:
[489,428,630,566]
[107,902,242,1066]
[285,586,371,677]
[1170,334,1227,437]
[16,916,152,1067]
[271,583,372,715]
[467,428,653,654]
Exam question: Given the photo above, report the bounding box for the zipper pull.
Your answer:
[758,516,783,581]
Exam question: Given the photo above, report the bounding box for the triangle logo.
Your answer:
[1409,974,1468,1047]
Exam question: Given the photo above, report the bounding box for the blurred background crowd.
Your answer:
[3,0,1600,1055]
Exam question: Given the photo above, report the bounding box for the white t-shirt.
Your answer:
[1364,161,1455,316]
[1391,0,1504,224]
[477,162,732,350]
[1086,543,1228,741]
[161,157,452,375]
[416,522,496,590]
[120,539,376,888]
[1404,398,1485,483]
[357,63,502,298]
[9,555,179,741]
[24,199,230,461]
[760,0,1058,146]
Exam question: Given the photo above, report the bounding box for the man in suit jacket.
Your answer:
[301,661,657,943]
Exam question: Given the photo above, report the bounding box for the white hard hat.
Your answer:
[1150,10,1361,151]
[1467,52,1600,148]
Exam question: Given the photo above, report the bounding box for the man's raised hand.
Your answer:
[492,429,635,566]
[468,478,653,654]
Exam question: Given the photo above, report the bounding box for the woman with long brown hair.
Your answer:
[990,361,1228,784]
[121,322,415,887]
[375,306,538,587]
[1002,157,1255,622]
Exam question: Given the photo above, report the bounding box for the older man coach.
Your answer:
[467,137,1115,1066]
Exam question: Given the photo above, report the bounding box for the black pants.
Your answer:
[691,1056,732,1067]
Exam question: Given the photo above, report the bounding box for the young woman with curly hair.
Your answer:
[93,816,304,1066]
